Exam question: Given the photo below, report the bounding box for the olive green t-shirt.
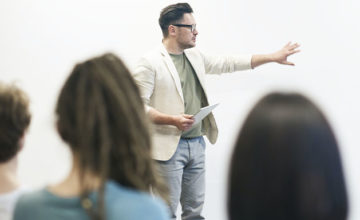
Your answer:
[170,53,205,138]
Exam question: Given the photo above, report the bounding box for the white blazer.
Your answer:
[133,44,252,161]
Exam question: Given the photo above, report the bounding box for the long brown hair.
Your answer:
[56,53,167,220]
[228,93,348,220]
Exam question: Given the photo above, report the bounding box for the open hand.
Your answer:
[272,42,300,65]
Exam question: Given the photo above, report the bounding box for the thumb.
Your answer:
[282,61,294,66]
[183,114,194,119]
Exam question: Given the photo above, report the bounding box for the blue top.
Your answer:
[13,181,169,220]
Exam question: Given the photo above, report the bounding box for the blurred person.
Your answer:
[133,2,300,219]
[14,53,169,220]
[0,82,31,220]
[228,93,348,220]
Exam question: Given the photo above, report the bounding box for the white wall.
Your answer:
[1,0,359,219]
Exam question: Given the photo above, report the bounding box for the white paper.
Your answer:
[192,103,219,126]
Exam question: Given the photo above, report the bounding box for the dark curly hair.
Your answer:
[0,82,31,163]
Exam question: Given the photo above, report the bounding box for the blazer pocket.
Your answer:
[151,124,182,136]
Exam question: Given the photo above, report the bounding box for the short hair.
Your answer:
[159,2,193,38]
[228,93,348,220]
[0,82,31,163]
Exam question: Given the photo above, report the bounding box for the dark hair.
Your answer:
[228,93,348,220]
[56,53,167,220]
[0,82,31,163]
[159,2,193,37]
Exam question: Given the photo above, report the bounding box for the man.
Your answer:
[0,82,31,220]
[133,3,300,219]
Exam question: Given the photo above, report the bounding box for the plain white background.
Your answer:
[1,0,359,219]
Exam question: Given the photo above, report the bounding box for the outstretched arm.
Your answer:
[251,42,300,68]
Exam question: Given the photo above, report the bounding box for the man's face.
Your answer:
[173,13,198,49]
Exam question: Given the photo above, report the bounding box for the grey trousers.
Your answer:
[157,136,206,220]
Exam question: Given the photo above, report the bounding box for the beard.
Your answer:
[178,39,196,50]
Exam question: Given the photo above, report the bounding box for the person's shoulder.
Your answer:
[106,182,169,220]
[140,45,163,60]
[16,188,48,205]
[185,47,202,56]
[184,48,207,63]
[13,189,52,218]
[106,181,167,208]
[135,46,163,70]
[0,186,27,201]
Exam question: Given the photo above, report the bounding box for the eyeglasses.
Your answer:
[172,24,197,32]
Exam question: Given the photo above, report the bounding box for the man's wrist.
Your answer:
[266,53,276,62]
[168,115,177,126]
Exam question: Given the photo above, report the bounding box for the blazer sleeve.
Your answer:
[201,51,253,74]
[132,57,155,112]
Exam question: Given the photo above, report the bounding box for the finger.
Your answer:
[180,124,189,130]
[184,120,194,126]
[182,123,191,127]
[182,120,194,126]
[183,114,194,119]
[288,49,301,55]
[184,118,194,123]
[282,61,294,65]
[289,43,300,50]
[284,41,291,47]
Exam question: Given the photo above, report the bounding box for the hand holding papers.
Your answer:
[192,103,219,126]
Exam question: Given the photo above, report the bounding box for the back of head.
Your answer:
[56,53,165,197]
[159,2,193,38]
[0,82,31,163]
[228,93,348,220]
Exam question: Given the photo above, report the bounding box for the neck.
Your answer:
[163,38,184,54]
[0,157,20,193]
[49,157,102,197]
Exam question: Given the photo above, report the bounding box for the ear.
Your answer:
[168,25,176,36]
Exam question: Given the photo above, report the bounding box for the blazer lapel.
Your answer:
[160,45,184,102]
[184,50,207,95]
